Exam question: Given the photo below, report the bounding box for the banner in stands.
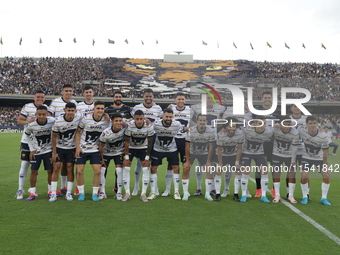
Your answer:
[0,127,24,133]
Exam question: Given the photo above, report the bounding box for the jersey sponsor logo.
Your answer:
[175,114,189,118]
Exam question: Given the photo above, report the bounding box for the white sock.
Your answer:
[100,167,106,193]
[123,167,131,194]
[51,181,58,194]
[234,174,241,194]
[241,174,249,196]
[30,187,36,195]
[205,179,213,195]
[93,187,99,195]
[224,171,232,191]
[150,173,157,194]
[211,172,216,191]
[173,173,180,193]
[116,167,123,194]
[214,175,222,194]
[288,183,296,197]
[141,167,149,194]
[301,183,308,198]
[321,182,330,199]
[60,175,67,188]
[48,184,51,192]
[273,182,280,197]
[165,169,173,192]
[134,159,142,191]
[18,161,30,190]
[196,170,202,190]
[78,185,84,194]
[182,179,189,193]
[67,182,73,194]
[261,174,269,197]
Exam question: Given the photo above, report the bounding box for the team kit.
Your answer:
[15,85,332,205]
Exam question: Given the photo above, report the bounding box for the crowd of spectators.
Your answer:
[1,57,340,101]
[0,107,20,127]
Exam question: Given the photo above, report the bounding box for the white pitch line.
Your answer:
[249,177,340,246]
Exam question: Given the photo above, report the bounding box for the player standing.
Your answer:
[75,101,110,202]
[272,117,299,203]
[299,116,331,205]
[148,108,181,200]
[15,91,49,199]
[77,86,95,117]
[216,117,244,202]
[49,102,81,202]
[184,114,216,201]
[49,84,77,194]
[162,92,190,197]
[99,113,126,200]
[122,110,154,202]
[130,89,163,196]
[239,117,274,203]
[25,106,55,201]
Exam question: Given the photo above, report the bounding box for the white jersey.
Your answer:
[242,126,274,155]
[273,127,300,158]
[99,126,126,156]
[153,119,181,153]
[49,97,77,117]
[125,121,155,149]
[290,114,307,155]
[52,112,82,149]
[186,125,216,155]
[217,129,245,157]
[131,103,163,123]
[171,105,191,139]
[19,102,49,143]
[222,107,253,122]
[300,127,329,161]
[77,101,95,117]
[78,114,110,153]
[25,117,55,155]
[191,104,226,127]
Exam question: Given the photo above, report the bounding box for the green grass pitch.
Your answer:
[1,134,340,254]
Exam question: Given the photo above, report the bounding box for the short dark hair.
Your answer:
[65,102,77,109]
[134,110,144,116]
[197,113,207,120]
[176,92,186,98]
[324,126,329,129]
[83,86,93,91]
[225,117,240,128]
[113,91,122,97]
[306,115,318,123]
[94,101,105,107]
[143,88,154,95]
[262,91,272,97]
[35,90,45,94]
[63,84,73,89]
[111,112,123,120]
[163,108,173,114]
[36,105,48,111]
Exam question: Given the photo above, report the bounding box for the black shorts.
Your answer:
[151,150,179,167]
[20,143,30,161]
[75,151,101,165]
[301,158,325,173]
[190,154,208,166]
[30,152,53,171]
[222,155,237,166]
[263,141,274,164]
[241,153,267,168]
[103,154,123,168]
[56,148,75,163]
[272,154,293,172]
[175,138,186,163]
[128,149,147,161]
